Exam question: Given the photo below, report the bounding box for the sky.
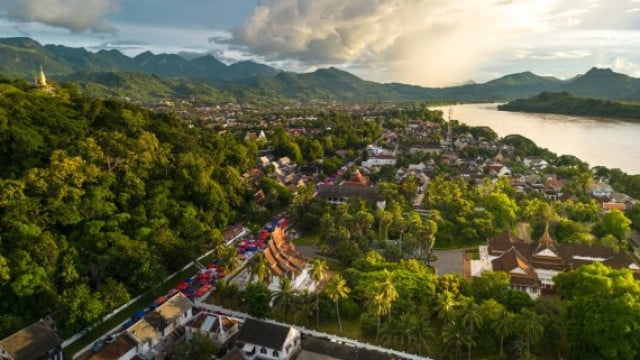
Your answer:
[0,0,639,86]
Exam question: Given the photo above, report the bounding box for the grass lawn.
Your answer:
[292,233,321,246]
[64,263,202,358]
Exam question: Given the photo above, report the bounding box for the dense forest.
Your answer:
[498,91,640,120]
[0,78,260,336]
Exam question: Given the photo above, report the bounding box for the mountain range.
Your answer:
[2,37,640,103]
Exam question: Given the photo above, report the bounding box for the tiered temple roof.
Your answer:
[263,227,308,277]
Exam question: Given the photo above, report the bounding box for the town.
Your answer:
[1,81,639,360]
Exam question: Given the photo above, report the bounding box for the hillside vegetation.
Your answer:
[0,78,256,335]
[498,91,640,120]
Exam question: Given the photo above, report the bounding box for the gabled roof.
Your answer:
[0,320,61,360]
[488,231,521,254]
[236,319,292,350]
[155,292,192,323]
[491,247,540,287]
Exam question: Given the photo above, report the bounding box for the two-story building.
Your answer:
[127,292,193,358]
[235,319,301,360]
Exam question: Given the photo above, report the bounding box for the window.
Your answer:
[273,349,279,356]
[260,347,267,354]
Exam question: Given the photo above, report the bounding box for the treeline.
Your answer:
[0,79,257,336]
[498,91,640,120]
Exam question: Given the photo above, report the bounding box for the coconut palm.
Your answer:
[370,270,399,343]
[441,321,475,360]
[491,309,516,358]
[410,313,434,355]
[271,276,298,322]
[460,300,483,360]
[216,244,242,272]
[435,291,458,324]
[517,309,544,357]
[310,258,328,327]
[380,318,403,348]
[249,252,271,283]
[325,274,350,334]
[295,290,316,325]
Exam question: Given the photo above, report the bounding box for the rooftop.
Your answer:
[0,320,61,360]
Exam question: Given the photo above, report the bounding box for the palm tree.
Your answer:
[517,309,544,357]
[435,291,458,324]
[271,276,298,323]
[249,252,271,283]
[410,313,434,355]
[441,321,475,360]
[460,300,483,360]
[380,318,403,348]
[370,270,399,343]
[216,244,242,273]
[295,290,316,325]
[491,309,516,358]
[310,259,328,328]
[398,313,415,349]
[325,274,350,334]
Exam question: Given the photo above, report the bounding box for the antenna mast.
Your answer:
[447,108,453,150]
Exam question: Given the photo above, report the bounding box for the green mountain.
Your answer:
[432,71,565,101]
[561,67,640,100]
[498,91,640,120]
[60,71,235,103]
[4,37,640,103]
[0,37,279,83]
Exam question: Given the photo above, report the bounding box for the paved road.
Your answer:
[431,249,465,275]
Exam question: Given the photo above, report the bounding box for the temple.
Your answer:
[263,227,311,290]
[470,225,640,298]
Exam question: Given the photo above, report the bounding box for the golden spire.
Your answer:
[535,222,558,254]
[37,65,47,87]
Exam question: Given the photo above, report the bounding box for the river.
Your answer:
[430,103,640,175]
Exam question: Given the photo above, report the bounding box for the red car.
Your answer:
[174,281,190,291]
[194,284,212,297]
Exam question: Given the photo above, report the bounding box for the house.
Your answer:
[361,155,396,168]
[610,192,637,210]
[127,293,193,358]
[602,202,626,212]
[258,156,271,168]
[0,320,63,360]
[523,157,548,169]
[185,312,240,346]
[471,225,640,298]
[587,181,614,197]
[235,319,301,360]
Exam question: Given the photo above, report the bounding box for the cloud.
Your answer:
[221,0,595,85]
[514,49,592,60]
[597,57,640,77]
[2,0,119,33]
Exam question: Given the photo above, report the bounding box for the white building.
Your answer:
[235,319,301,360]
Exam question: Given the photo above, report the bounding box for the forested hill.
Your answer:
[7,37,640,103]
[0,78,257,336]
[498,91,640,120]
